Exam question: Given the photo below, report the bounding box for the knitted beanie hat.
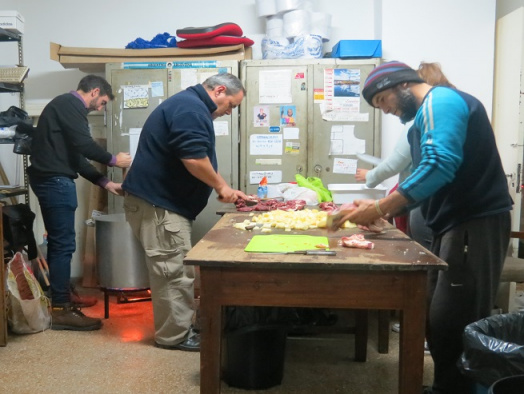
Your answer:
[362,61,424,106]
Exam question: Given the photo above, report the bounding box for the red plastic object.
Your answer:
[176,22,243,39]
[176,35,254,48]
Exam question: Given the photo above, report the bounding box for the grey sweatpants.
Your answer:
[427,211,511,394]
[124,194,195,346]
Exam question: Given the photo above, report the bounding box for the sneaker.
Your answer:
[70,283,98,308]
[155,330,200,352]
[51,304,102,331]
[392,323,400,333]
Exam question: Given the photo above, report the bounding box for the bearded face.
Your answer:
[394,86,418,124]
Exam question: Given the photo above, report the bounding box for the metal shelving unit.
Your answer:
[0,26,29,346]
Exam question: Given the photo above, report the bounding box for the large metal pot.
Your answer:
[95,213,149,289]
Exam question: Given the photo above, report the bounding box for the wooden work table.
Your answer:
[184,213,447,394]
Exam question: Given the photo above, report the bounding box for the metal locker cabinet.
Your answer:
[105,60,240,244]
[240,59,381,195]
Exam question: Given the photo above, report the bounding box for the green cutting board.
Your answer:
[245,234,330,253]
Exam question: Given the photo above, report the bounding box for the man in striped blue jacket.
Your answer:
[333,61,513,394]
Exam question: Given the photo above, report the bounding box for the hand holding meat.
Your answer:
[115,152,132,168]
[328,200,385,233]
[343,199,386,233]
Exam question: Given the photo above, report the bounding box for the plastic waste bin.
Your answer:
[489,374,524,394]
[223,306,293,390]
[224,324,288,390]
[459,313,524,392]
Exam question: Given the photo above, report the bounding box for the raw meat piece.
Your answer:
[340,234,374,249]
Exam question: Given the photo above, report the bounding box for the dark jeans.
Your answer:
[30,176,77,305]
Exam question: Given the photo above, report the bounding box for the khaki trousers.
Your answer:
[124,194,195,345]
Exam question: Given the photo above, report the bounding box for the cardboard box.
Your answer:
[50,42,251,73]
[331,40,382,59]
[0,11,24,34]
[328,183,387,204]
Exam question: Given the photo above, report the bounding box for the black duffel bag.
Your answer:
[13,122,34,154]
[2,203,38,260]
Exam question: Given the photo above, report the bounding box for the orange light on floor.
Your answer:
[120,328,145,343]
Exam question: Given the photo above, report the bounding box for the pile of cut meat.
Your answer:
[235,198,339,213]
[318,202,338,212]
[235,198,307,212]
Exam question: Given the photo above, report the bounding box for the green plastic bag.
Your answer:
[295,174,332,203]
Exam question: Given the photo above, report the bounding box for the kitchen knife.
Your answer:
[290,250,336,255]
[250,250,336,255]
[284,250,336,256]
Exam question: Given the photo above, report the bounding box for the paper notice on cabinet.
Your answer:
[333,158,357,174]
[213,121,228,136]
[285,141,300,154]
[329,125,365,155]
[198,71,218,84]
[320,102,370,122]
[283,127,299,140]
[150,81,164,97]
[320,68,369,121]
[123,85,149,109]
[180,69,198,90]
[250,134,283,155]
[259,69,292,103]
[249,171,282,184]
[129,128,142,160]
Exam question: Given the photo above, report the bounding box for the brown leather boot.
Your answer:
[70,283,98,308]
[51,304,102,331]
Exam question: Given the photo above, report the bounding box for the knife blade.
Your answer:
[287,250,336,256]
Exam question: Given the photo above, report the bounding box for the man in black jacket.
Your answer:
[28,75,132,331]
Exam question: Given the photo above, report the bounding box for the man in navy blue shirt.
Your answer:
[123,73,248,351]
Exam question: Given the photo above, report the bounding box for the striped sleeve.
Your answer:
[397,87,469,202]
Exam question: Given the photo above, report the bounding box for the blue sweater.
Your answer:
[398,87,512,235]
[122,84,218,220]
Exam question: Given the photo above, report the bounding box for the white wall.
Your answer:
[0,0,497,276]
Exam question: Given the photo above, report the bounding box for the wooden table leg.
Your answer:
[199,269,223,394]
[398,274,427,394]
[354,309,368,362]
[377,309,390,354]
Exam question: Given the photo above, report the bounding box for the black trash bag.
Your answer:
[459,312,524,388]
[0,106,32,128]
[2,203,38,260]
[13,122,35,154]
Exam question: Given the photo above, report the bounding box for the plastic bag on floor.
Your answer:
[459,313,524,387]
[6,252,51,334]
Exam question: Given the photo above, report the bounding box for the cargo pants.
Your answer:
[124,193,195,346]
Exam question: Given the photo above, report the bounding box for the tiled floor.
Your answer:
[0,286,435,394]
